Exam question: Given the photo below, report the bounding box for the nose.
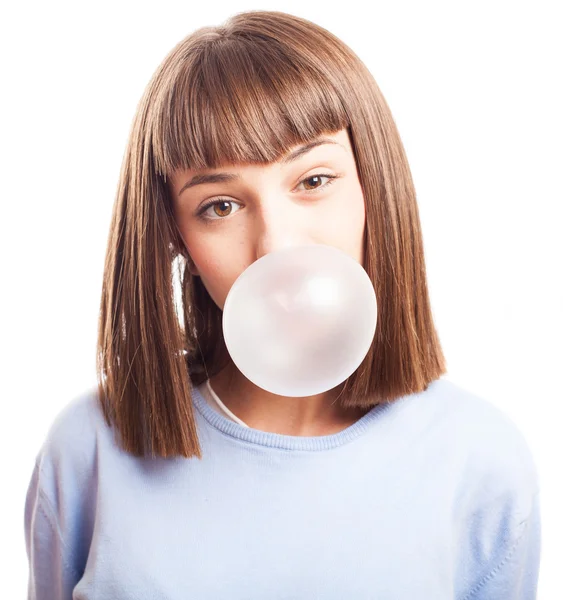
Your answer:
[254,201,310,261]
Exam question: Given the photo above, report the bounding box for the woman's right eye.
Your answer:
[197,199,242,222]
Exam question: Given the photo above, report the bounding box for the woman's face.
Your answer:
[169,128,366,310]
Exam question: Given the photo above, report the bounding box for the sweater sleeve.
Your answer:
[24,460,82,600]
[463,490,541,600]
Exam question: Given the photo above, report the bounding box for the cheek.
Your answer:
[190,248,243,310]
[327,188,366,265]
[345,184,367,233]
[318,188,366,245]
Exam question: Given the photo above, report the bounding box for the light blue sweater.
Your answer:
[24,377,541,599]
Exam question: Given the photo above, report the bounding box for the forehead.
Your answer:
[170,129,352,190]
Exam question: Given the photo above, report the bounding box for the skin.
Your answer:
[169,128,370,436]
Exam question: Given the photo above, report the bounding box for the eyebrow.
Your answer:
[178,138,342,197]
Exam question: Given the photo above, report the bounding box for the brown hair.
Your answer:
[96,9,447,459]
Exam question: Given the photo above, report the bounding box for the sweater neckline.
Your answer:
[191,383,416,451]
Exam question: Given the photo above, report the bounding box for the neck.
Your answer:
[208,360,369,436]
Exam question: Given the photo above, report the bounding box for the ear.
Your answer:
[186,255,200,277]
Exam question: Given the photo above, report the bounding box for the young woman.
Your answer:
[24,10,541,599]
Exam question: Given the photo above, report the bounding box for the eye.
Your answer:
[297,173,339,194]
[196,198,242,222]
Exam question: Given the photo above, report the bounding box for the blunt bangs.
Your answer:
[151,35,351,177]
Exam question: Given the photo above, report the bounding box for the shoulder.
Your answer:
[40,385,108,455]
[25,387,112,584]
[423,377,540,521]
[421,380,543,597]
[34,386,113,499]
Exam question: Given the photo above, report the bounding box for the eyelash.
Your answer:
[196,173,339,222]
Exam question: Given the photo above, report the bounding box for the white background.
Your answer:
[1,1,561,597]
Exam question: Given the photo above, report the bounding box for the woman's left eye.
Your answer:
[297,173,339,194]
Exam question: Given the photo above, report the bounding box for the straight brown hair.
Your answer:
[96,9,447,459]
